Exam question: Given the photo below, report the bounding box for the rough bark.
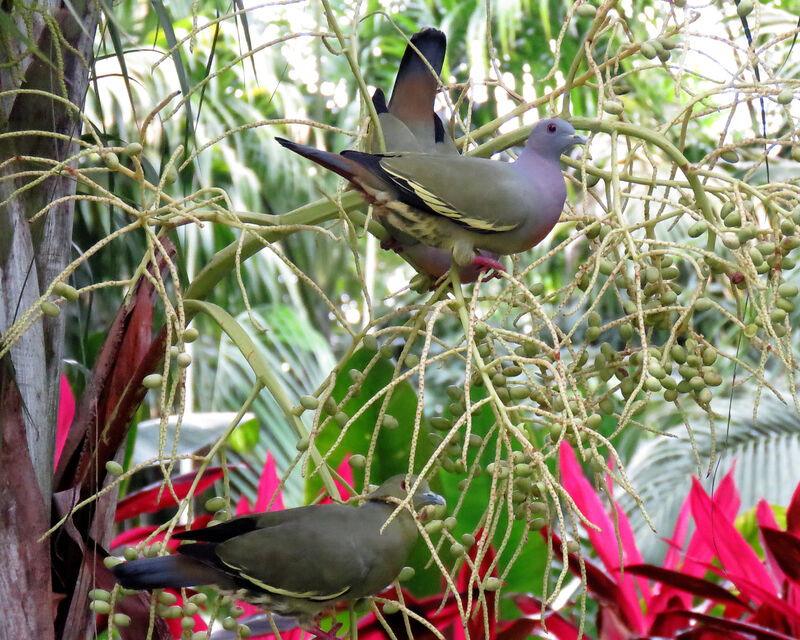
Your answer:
[0,0,99,636]
[0,365,54,639]
[0,0,99,493]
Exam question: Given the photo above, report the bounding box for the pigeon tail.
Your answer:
[275,138,377,188]
[111,554,219,590]
[390,28,446,125]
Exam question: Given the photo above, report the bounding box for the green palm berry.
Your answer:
[640,41,658,59]
[688,221,708,237]
[695,297,713,312]
[603,99,624,115]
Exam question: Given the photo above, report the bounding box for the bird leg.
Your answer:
[472,254,506,276]
[380,237,404,253]
[307,621,343,640]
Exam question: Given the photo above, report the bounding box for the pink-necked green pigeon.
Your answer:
[370,28,501,281]
[112,476,444,632]
[277,34,584,269]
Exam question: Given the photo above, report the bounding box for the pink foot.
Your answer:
[309,622,343,640]
[472,255,506,277]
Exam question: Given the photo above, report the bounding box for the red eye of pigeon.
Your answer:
[400,480,407,491]
[547,123,557,133]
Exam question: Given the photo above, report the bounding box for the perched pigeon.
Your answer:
[277,117,584,268]
[112,476,444,633]
[370,28,502,281]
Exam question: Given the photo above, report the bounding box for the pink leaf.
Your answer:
[54,374,76,470]
[787,482,800,535]
[681,469,740,579]
[335,454,354,501]
[115,467,228,522]
[757,500,787,586]
[674,610,798,640]
[559,441,646,633]
[663,492,692,571]
[318,456,355,504]
[760,527,800,588]
[597,607,633,640]
[253,453,284,513]
[688,476,776,599]
[110,515,214,551]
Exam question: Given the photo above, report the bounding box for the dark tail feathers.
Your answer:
[111,554,220,590]
[394,28,446,88]
[275,137,365,183]
[372,88,389,114]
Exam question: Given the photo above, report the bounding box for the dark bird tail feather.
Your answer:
[394,28,446,91]
[275,137,363,183]
[111,554,222,590]
[275,137,388,194]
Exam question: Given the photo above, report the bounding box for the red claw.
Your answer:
[309,621,344,640]
[472,255,506,276]
[380,237,403,253]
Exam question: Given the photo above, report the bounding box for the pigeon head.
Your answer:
[525,118,585,160]
[368,474,446,512]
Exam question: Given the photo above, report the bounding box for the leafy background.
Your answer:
[1,0,800,637]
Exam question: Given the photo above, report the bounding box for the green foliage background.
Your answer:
[2,0,800,636]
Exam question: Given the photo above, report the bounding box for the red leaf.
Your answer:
[115,466,228,521]
[674,610,799,640]
[85,547,172,640]
[675,627,751,640]
[356,589,468,640]
[229,612,304,640]
[457,529,497,591]
[663,491,692,571]
[625,564,750,609]
[688,476,776,599]
[787,482,800,536]
[650,600,697,637]
[110,515,214,551]
[512,594,580,640]
[494,619,541,640]
[110,525,159,550]
[544,527,634,629]
[682,469,740,579]
[758,501,788,586]
[54,374,76,470]
[559,442,646,633]
[760,527,800,587]
[55,240,176,493]
[317,455,355,504]
[237,453,285,515]
[686,558,800,625]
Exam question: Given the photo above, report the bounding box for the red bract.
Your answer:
[110,515,214,552]
[114,466,231,522]
[236,453,285,515]
[54,374,75,470]
[533,440,800,639]
[356,532,500,640]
